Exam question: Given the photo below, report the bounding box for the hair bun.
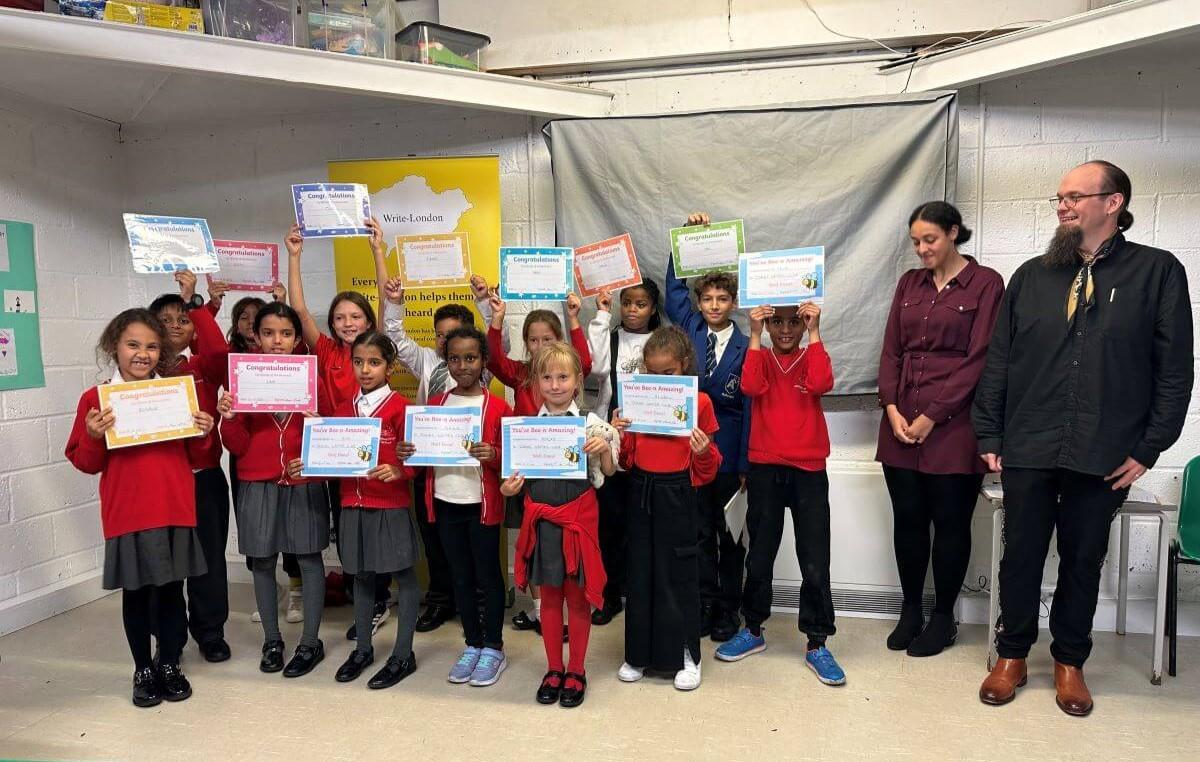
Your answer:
[1118,210,1134,231]
[954,226,973,245]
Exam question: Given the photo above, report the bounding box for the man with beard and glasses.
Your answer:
[972,161,1193,716]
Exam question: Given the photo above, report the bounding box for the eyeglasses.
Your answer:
[1049,192,1116,209]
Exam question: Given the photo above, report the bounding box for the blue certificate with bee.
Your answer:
[300,417,382,477]
[737,246,824,307]
[404,405,483,467]
[501,417,588,479]
[617,374,698,438]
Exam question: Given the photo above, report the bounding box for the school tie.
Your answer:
[428,361,450,398]
[705,332,717,380]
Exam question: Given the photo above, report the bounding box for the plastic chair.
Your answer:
[1168,455,1200,677]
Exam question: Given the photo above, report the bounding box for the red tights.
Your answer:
[539,578,591,676]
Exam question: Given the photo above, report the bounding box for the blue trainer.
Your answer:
[715,627,767,662]
[468,647,507,687]
[805,646,846,685]
[448,646,481,684]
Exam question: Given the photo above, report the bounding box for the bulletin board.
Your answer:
[0,220,45,391]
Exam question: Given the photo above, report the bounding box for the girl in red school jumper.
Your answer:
[501,342,619,708]
[65,308,215,708]
[217,302,332,680]
[611,325,721,691]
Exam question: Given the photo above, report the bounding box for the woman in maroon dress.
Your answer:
[876,202,1004,656]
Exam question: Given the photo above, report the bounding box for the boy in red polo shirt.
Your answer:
[714,302,845,686]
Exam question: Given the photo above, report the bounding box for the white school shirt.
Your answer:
[354,385,391,417]
[384,300,490,403]
[707,322,735,369]
[433,392,483,504]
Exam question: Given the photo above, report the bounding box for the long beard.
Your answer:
[1041,225,1084,268]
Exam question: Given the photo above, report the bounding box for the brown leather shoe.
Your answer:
[1053,662,1093,717]
[979,657,1027,705]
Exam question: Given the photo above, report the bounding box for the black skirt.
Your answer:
[338,507,419,575]
[235,481,330,557]
[103,526,207,591]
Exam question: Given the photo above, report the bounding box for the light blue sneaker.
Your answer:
[468,647,507,687]
[805,646,846,686]
[448,646,481,684]
[715,627,767,662]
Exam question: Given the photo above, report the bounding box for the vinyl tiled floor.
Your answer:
[1,585,1197,761]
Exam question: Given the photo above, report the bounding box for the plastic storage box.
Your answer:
[396,21,489,71]
[202,0,302,46]
[305,0,397,59]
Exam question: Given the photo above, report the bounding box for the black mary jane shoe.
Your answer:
[591,598,623,626]
[260,640,286,673]
[158,663,192,702]
[559,672,587,708]
[335,649,374,683]
[199,638,232,663]
[536,670,565,705]
[414,604,455,633]
[512,610,540,632]
[132,667,162,708]
[367,652,417,690]
[283,640,325,678]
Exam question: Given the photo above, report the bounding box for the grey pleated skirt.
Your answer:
[339,507,419,575]
[529,520,579,588]
[235,481,330,557]
[103,526,207,591]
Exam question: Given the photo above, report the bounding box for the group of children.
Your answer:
[66,211,844,709]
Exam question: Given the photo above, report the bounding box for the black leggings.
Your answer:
[882,465,983,614]
[123,581,187,671]
[434,499,505,650]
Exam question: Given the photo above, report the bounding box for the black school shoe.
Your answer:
[591,598,623,626]
[559,672,587,708]
[367,652,417,689]
[260,640,286,673]
[335,649,374,682]
[132,667,162,708]
[199,638,231,663]
[512,610,539,631]
[158,663,192,702]
[887,605,925,651]
[906,612,958,657]
[283,640,325,678]
[414,603,455,633]
[536,670,564,704]
[710,610,740,643]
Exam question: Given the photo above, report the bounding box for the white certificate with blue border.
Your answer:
[291,183,372,238]
[404,405,482,467]
[501,416,587,479]
[617,374,698,438]
[737,246,825,307]
[123,214,219,274]
[300,417,381,477]
[498,247,574,301]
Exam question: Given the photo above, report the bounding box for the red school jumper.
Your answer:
[486,325,593,415]
[161,305,229,471]
[740,343,834,470]
[333,390,415,509]
[219,378,331,485]
[421,388,510,525]
[618,392,723,485]
[316,334,360,413]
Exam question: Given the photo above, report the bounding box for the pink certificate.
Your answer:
[211,240,279,292]
[228,353,318,413]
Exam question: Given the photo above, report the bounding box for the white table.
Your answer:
[981,483,1175,685]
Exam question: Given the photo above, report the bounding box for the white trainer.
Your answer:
[285,589,304,624]
[617,662,645,682]
[674,647,701,691]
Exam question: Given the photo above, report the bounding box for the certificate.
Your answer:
[396,232,471,289]
[124,214,219,274]
[573,234,642,297]
[404,405,482,467]
[98,375,202,449]
[616,374,698,437]
[301,417,382,477]
[228,353,318,413]
[212,240,278,292]
[669,219,745,277]
[499,247,574,301]
[291,183,372,238]
[738,247,825,307]
[501,417,587,479]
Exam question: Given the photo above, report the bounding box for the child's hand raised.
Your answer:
[271,282,286,303]
[500,473,525,497]
[610,408,631,432]
[566,293,582,322]
[207,278,230,308]
[366,216,387,256]
[217,392,236,420]
[685,212,711,226]
[799,301,821,333]
[596,288,613,313]
[383,276,405,305]
[85,406,115,440]
[488,293,506,326]
[285,224,304,258]
[748,305,774,336]
[286,458,305,480]
[175,269,198,302]
[689,427,711,455]
[469,274,490,301]
[396,441,416,461]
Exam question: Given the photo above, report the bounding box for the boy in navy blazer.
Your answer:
[665,212,752,642]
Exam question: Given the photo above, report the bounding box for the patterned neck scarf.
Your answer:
[1066,234,1120,323]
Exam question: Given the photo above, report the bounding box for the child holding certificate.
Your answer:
[714,303,845,688]
[667,212,753,644]
[397,325,512,687]
[586,281,662,627]
[500,342,620,708]
[217,302,333,680]
[65,308,216,708]
[331,332,423,690]
[611,326,722,691]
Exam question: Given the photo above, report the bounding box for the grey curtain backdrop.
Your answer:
[544,91,958,394]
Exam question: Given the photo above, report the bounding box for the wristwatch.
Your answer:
[188,294,205,309]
